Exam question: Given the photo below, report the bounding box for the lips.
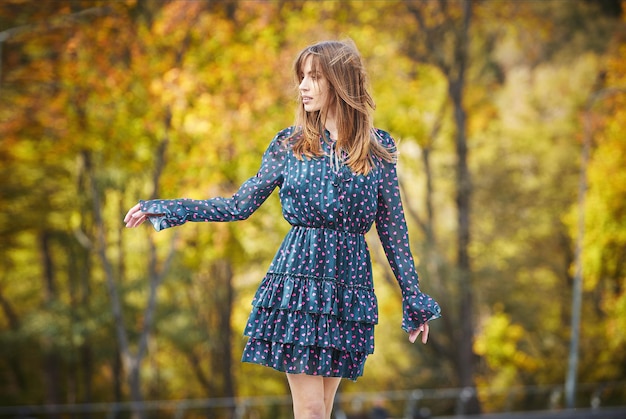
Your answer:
[302,96,313,103]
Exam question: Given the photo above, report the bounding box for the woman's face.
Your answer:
[299,55,330,113]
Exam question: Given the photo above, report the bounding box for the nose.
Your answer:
[299,77,309,91]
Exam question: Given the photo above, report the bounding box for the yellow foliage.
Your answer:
[475,309,538,377]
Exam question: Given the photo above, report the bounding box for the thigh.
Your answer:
[287,373,325,402]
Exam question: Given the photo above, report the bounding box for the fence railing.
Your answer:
[1,381,624,419]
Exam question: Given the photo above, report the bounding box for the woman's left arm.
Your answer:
[375,151,441,340]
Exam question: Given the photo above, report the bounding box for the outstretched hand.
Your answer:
[124,203,150,228]
[409,322,430,344]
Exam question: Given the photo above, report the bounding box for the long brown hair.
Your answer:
[290,40,396,175]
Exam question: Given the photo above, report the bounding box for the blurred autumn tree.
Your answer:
[568,20,626,399]
[1,1,625,418]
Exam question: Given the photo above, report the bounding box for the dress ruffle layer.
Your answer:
[244,305,375,353]
[242,339,367,378]
[251,272,378,324]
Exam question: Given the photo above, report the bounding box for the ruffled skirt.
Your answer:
[241,226,377,380]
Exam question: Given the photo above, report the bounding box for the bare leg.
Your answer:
[286,373,342,419]
[322,376,342,418]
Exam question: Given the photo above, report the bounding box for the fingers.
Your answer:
[421,322,430,344]
[124,203,147,228]
[127,213,147,228]
[408,323,430,344]
[123,203,140,224]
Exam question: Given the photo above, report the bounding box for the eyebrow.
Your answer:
[300,68,322,76]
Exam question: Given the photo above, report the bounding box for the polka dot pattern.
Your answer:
[140,127,441,380]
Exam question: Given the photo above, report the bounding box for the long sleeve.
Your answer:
[375,137,441,332]
[140,130,289,232]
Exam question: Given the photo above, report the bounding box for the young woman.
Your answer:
[124,40,441,419]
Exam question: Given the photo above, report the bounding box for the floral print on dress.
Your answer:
[140,127,441,380]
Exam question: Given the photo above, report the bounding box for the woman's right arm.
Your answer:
[124,129,291,232]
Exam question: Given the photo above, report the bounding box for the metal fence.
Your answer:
[0,381,624,419]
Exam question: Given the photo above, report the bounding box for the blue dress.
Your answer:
[140,127,441,380]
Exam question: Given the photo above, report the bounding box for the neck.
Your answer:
[324,111,338,141]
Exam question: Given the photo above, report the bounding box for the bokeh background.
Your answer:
[1,0,625,418]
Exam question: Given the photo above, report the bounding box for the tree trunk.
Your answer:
[0,288,25,397]
[404,0,480,412]
[448,1,480,414]
[113,344,123,409]
[449,76,480,414]
[79,251,94,409]
[40,231,62,419]
[210,258,235,400]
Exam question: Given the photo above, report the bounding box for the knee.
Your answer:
[296,400,326,419]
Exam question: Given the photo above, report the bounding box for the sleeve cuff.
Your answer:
[139,199,184,232]
[401,292,442,332]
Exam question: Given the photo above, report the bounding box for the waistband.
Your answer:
[291,225,366,237]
